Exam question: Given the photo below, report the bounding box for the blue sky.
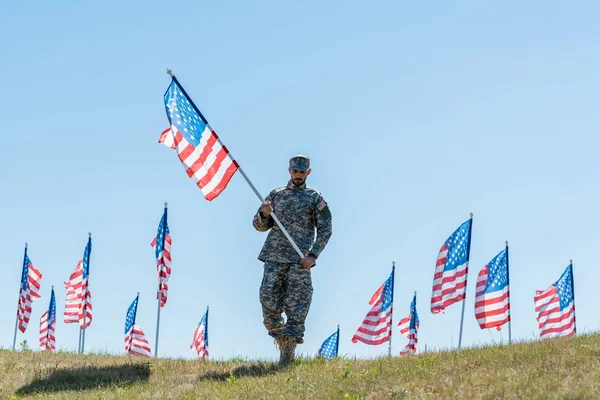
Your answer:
[1,1,599,360]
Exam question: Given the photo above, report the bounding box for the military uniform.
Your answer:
[253,156,332,345]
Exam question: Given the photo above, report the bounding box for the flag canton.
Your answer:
[381,275,393,311]
[443,220,471,272]
[484,249,508,294]
[82,239,91,279]
[21,255,31,290]
[125,297,138,334]
[409,296,419,329]
[318,330,339,359]
[48,289,56,326]
[155,210,170,259]
[165,83,207,147]
[554,265,574,310]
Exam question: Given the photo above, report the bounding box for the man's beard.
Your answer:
[292,178,305,186]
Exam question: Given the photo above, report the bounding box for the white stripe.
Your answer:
[539,302,574,331]
[190,141,225,183]
[200,156,235,196]
[474,287,509,313]
[431,261,468,301]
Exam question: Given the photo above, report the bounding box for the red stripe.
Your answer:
[185,133,219,178]
[474,290,510,308]
[196,147,229,187]
[475,302,510,319]
[203,161,238,201]
[351,334,390,345]
[431,267,468,291]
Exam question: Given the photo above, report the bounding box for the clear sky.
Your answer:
[1,1,599,360]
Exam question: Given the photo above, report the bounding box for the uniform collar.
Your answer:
[287,180,306,190]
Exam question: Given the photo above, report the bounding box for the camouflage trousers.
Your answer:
[259,261,313,344]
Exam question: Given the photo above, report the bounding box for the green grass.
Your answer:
[2,333,600,399]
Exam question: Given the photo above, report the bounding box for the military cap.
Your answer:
[289,154,310,171]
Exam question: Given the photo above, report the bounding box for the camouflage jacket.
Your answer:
[253,180,333,263]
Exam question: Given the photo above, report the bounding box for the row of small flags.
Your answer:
[13,74,577,360]
[13,204,207,359]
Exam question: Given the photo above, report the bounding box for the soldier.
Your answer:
[253,154,333,366]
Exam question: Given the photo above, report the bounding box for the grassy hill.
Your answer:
[2,333,600,399]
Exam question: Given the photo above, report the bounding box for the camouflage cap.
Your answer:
[289,154,310,171]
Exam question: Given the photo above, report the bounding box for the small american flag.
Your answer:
[125,295,151,357]
[151,206,172,308]
[475,247,510,331]
[190,308,209,360]
[63,238,92,328]
[159,77,239,201]
[39,288,57,352]
[430,218,472,314]
[398,293,419,355]
[352,268,394,345]
[17,246,42,333]
[317,327,339,359]
[534,264,576,338]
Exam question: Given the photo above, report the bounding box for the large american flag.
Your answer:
[398,293,419,355]
[125,295,151,357]
[151,206,172,308]
[534,264,576,338]
[190,308,209,360]
[475,247,510,330]
[352,269,394,345]
[430,218,472,314]
[63,238,92,328]
[317,328,340,359]
[159,78,239,201]
[39,288,56,352]
[17,247,42,333]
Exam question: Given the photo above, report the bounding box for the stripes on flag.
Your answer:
[125,295,151,357]
[160,79,239,201]
[39,288,57,352]
[475,248,510,331]
[398,294,419,355]
[317,328,340,359]
[352,269,394,346]
[17,249,42,333]
[152,207,172,308]
[534,264,576,339]
[430,218,472,314]
[190,309,209,360]
[63,238,92,329]
[125,323,152,357]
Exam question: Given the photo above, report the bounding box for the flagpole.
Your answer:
[388,261,395,357]
[335,324,340,358]
[80,233,92,354]
[205,305,209,356]
[167,70,304,260]
[458,213,473,350]
[13,243,28,351]
[154,202,168,358]
[505,241,512,344]
[570,259,575,335]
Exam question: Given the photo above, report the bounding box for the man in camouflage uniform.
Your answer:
[253,154,333,365]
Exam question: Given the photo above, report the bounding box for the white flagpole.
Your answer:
[457,213,473,349]
[506,241,512,344]
[13,243,28,351]
[167,70,305,260]
[154,202,168,358]
[80,232,91,353]
[388,261,395,357]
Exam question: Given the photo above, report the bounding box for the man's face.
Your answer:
[289,168,311,186]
